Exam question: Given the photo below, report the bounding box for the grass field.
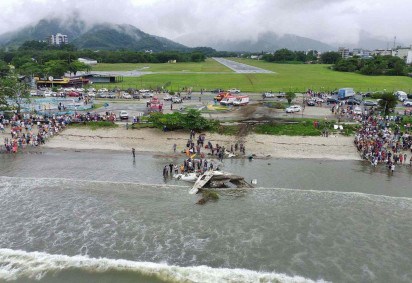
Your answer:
[92,58,232,73]
[91,58,412,93]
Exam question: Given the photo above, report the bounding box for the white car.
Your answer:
[119,111,129,120]
[285,105,302,113]
[228,88,240,94]
[172,96,183,103]
[44,90,52,97]
[121,92,132,99]
[262,92,275,98]
[353,106,362,115]
[163,94,172,101]
[403,100,412,107]
[30,90,39,96]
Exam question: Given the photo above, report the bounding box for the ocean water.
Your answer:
[0,150,411,282]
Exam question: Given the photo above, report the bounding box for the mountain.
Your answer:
[176,31,335,52]
[71,23,190,52]
[0,18,190,52]
[0,18,86,48]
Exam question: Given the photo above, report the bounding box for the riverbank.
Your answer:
[41,127,361,160]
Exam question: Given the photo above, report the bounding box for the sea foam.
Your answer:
[0,248,328,283]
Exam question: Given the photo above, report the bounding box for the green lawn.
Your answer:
[91,58,412,93]
[92,58,232,73]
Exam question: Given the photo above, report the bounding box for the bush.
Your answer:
[69,121,118,130]
[148,109,218,131]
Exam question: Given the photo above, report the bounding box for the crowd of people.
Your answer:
[0,111,119,153]
[161,129,246,178]
[354,112,412,172]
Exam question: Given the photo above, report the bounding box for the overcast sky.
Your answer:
[0,0,411,47]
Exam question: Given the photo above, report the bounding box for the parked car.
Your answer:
[121,92,132,99]
[403,100,412,107]
[44,90,53,97]
[67,91,80,97]
[346,98,361,105]
[285,105,302,113]
[326,97,339,104]
[306,99,316,106]
[107,93,116,99]
[98,92,107,98]
[30,90,40,96]
[132,93,141,99]
[363,100,378,107]
[313,97,324,103]
[262,92,275,98]
[353,106,362,115]
[86,92,96,97]
[119,110,129,120]
[172,96,183,103]
[211,88,223,93]
[227,88,241,94]
[163,94,172,101]
[98,88,108,92]
[142,92,154,98]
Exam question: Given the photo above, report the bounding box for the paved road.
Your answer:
[212,57,274,74]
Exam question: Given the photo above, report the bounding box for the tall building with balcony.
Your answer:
[338,47,350,59]
[48,33,68,45]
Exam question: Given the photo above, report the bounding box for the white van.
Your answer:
[220,95,237,105]
[394,91,408,102]
[233,96,249,106]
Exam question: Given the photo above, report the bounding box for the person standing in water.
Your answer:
[132,148,136,158]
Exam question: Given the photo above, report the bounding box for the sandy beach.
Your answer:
[41,127,361,160]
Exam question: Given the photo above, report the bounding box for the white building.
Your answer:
[407,51,412,64]
[338,47,350,59]
[48,33,68,45]
[394,46,412,63]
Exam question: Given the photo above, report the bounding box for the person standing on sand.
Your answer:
[173,143,177,153]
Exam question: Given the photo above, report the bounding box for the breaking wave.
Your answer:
[0,249,327,283]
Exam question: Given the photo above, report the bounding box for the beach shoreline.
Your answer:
[39,127,361,161]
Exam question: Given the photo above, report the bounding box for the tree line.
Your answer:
[257,48,411,76]
[333,55,410,76]
[0,40,215,78]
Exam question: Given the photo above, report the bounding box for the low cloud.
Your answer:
[0,0,411,48]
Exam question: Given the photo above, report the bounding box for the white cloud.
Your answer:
[0,0,411,48]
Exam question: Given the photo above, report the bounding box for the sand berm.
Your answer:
[44,127,361,160]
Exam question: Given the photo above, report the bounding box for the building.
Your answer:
[407,51,412,65]
[371,49,394,56]
[338,47,350,59]
[78,58,98,65]
[48,33,68,45]
[394,46,412,63]
[352,48,372,58]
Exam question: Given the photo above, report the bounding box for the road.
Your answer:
[212,57,274,74]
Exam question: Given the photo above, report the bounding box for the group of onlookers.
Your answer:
[354,113,412,171]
